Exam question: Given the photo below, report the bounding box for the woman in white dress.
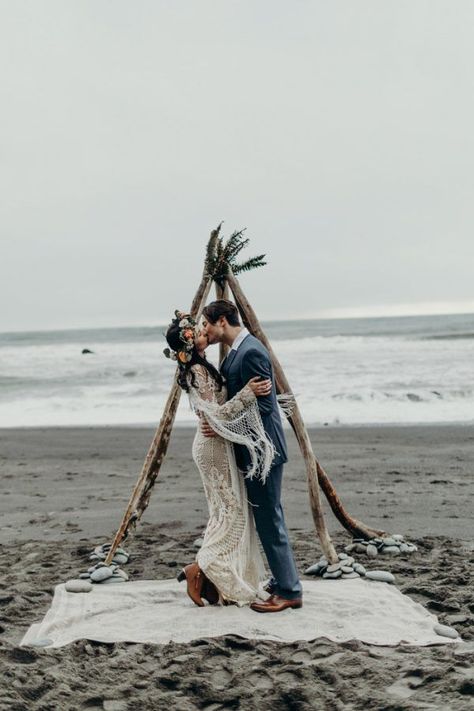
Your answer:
[165,311,275,607]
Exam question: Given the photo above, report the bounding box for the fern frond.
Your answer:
[233,254,267,275]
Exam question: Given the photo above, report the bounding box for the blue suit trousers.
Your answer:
[244,463,302,600]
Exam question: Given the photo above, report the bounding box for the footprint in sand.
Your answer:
[210,668,232,688]
[387,672,424,698]
[246,670,273,689]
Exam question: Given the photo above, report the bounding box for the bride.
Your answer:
[164,310,275,606]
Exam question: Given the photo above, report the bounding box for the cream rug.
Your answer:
[21,578,461,649]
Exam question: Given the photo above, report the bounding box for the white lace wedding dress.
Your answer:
[188,364,269,605]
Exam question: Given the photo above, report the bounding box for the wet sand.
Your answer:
[1,425,473,710]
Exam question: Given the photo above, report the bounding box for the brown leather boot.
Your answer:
[176,563,205,607]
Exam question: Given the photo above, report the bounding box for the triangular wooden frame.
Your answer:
[105,227,385,566]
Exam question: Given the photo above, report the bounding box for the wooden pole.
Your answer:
[104,230,219,565]
[226,270,385,542]
[215,281,230,365]
[226,270,338,562]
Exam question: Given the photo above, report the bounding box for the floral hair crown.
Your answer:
[163,310,197,365]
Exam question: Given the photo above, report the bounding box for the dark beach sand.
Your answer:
[1,425,473,710]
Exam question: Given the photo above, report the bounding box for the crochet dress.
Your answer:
[188,364,270,605]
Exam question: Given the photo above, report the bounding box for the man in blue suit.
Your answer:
[202,300,302,613]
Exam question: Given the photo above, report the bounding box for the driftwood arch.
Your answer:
[105,227,385,567]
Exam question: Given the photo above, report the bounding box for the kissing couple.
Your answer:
[164,299,302,613]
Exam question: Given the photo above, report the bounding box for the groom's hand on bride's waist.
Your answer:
[201,418,217,438]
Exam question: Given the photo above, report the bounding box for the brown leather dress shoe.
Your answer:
[250,594,303,613]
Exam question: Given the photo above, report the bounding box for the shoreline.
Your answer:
[2,420,474,430]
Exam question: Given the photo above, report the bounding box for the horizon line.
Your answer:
[1,306,474,336]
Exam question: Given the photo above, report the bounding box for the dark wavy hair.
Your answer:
[165,320,223,393]
[203,300,240,327]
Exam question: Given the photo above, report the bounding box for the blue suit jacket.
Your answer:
[220,333,288,472]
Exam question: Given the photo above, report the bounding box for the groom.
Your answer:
[202,300,302,613]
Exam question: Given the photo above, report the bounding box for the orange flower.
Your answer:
[178,351,188,364]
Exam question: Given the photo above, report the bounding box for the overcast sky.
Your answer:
[1,1,474,332]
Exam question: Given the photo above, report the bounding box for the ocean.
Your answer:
[0,313,473,428]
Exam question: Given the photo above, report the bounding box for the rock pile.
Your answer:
[305,552,395,584]
[345,535,417,558]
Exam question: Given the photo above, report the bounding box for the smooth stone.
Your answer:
[392,534,405,541]
[373,538,383,543]
[366,544,378,558]
[365,570,395,584]
[433,623,459,639]
[318,558,328,566]
[344,544,356,553]
[353,563,367,576]
[382,546,401,555]
[89,554,100,561]
[305,563,325,575]
[79,573,91,579]
[382,537,397,546]
[101,576,126,584]
[399,543,411,553]
[338,553,349,560]
[323,570,342,579]
[112,553,129,565]
[90,567,114,582]
[406,544,418,552]
[354,544,368,554]
[327,563,342,573]
[341,572,360,579]
[112,568,129,580]
[65,579,93,593]
[342,556,354,566]
[341,566,354,574]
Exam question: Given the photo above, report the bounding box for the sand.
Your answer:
[1,424,473,710]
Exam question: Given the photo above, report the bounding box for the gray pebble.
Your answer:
[341,572,360,579]
[399,543,411,553]
[65,579,93,593]
[344,544,356,553]
[365,570,395,584]
[112,568,129,581]
[382,546,401,555]
[382,537,397,546]
[353,563,366,576]
[90,567,114,583]
[366,544,378,558]
[305,562,325,575]
[342,556,354,566]
[79,573,91,580]
[323,570,342,579]
[338,552,349,560]
[112,553,129,565]
[392,534,404,541]
[327,562,342,573]
[434,623,459,639]
[341,566,354,574]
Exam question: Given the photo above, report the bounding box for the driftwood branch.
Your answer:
[226,269,384,543]
[215,281,230,365]
[104,229,220,565]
